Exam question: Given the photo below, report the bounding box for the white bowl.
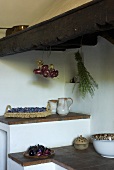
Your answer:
[91,133,114,158]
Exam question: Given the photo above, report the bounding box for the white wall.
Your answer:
[0,50,66,114]
[0,36,114,170]
[65,36,114,134]
[0,37,114,169]
[0,50,66,170]
[0,36,114,133]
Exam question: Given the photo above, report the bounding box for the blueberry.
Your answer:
[8,110,11,113]
[11,108,15,113]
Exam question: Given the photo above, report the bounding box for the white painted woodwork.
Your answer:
[0,118,90,170]
[9,160,67,170]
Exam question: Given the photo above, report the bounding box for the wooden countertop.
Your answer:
[0,112,90,125]
[9,144,114,170]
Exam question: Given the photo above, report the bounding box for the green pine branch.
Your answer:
[75,51,98,98]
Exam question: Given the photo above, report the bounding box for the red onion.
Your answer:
[33,62,59,78]
[43,70,50,77]
[41,65,49,71]
[33,68,42,74]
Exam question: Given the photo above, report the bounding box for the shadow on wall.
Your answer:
[83,36,114,83]
[32,75,54,88]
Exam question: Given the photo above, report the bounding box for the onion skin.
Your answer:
[41,65,49,72]
[55,70,59,77]
[43,70,50,77]
[50,71,54,78]
[33,68,42,74]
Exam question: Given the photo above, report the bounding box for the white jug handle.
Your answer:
[67,98,73,107]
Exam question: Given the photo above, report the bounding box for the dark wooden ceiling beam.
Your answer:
[99,29,114,44]
[0,0,114,56]
[36,34,98,51]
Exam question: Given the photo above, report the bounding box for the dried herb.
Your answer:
[75,51,98,98]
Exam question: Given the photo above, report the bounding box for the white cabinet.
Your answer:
[0,115,90,170]
[9,160,67,170]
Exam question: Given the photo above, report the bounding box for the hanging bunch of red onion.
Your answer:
[33,60,59,78]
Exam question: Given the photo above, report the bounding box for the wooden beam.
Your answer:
[100,29,114,44]
[35,33,98,51]
[0,0,114,57]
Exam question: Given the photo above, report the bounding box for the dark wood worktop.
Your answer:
[9,144,114,170]
[0,112,90,125]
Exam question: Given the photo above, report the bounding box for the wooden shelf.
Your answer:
[0,112,90,125]
[8,144,114,169]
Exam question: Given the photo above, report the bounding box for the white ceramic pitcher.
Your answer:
[57,98,73,116]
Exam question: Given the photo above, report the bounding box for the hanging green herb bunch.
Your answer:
[75,51,98,98]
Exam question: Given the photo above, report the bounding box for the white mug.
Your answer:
[47,100,58,113]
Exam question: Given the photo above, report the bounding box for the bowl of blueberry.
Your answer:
[4,105,51,118]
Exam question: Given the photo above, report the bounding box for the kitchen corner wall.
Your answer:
[0,51,67,170]
[0,36,114,170]
[0,51,66,114]
[0,37,114,133]
[65,36,114,134]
